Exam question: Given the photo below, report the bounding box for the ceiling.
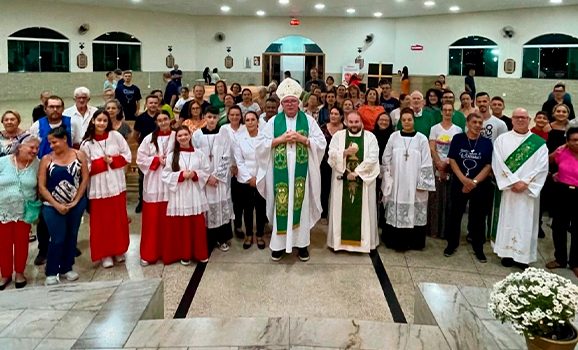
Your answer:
[39,0,578,18]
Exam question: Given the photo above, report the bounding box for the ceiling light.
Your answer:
[256,10,266,16]
[346,8,356,14]
[220,5,230,12]
[449,5,460,11]
[550,0,562,3]
[374,12,383,17]
[131,0,142,2]
[279,0,289,4]
[315,3,326,10]
[424,1,435,6]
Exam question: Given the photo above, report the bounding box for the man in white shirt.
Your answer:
[476,92,507,144]
[63,87,98,137]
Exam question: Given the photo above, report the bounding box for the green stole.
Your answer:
[273,111,309,234]
[340,131,365,246]
[490,133,546,241]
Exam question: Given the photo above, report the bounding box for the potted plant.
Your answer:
[489,267,578,350]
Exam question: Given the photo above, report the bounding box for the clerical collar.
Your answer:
[201,126,220,134]
[414,109,423,117]
[94,132,109,141]
[400,130,417,137]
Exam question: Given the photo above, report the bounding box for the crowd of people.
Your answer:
[0,66,577,291]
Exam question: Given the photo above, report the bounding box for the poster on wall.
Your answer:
[341,65,359,86]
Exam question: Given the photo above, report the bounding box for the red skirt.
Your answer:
[163,214,208,264]
[140,201,169,263]
[89,192,130,262]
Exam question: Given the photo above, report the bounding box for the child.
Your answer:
[531,111,550,141]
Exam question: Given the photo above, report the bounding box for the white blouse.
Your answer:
[233,128,259,184]
[136,131,175,203]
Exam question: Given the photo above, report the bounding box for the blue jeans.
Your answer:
[43,197,87,277]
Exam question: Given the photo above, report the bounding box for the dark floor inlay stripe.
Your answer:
[173,260,208,319]
[369,250,407,324]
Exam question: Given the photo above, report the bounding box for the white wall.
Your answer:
[1,1,578,78]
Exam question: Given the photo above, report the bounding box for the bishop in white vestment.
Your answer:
[256,78,327,261]
[492,108,549,266]
[327,112,380,253]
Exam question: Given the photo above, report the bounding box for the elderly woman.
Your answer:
[39,127,89,285]
[1,111,26,157]
[0,134,40,290]
[546,127,578,277]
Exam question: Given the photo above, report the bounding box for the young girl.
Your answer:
[161,126,210,264]
[80,110,131,268]
[531,111,550,141]
[136,111,174,266]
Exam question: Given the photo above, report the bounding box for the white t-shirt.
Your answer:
[480,116,508,144]
[429,123,463,161]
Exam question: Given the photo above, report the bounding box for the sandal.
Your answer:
[257,237,266,250]
[243,236,253,250]
[545,260,565,269]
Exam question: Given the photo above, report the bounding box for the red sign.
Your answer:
[290,18,300,26]
[411,44,424,51]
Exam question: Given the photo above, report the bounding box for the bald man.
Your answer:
[396,90,440,138]
[491,108,549,269]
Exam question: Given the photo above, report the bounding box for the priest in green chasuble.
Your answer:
[256,78,327,262]
[327,112,380,253]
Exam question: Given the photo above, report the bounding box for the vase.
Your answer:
[525,324,578,350]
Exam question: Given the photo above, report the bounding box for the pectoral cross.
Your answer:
[404,152,409,161]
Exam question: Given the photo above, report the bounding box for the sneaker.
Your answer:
[115,255,126,263]
[271,250,284,261]
[45,276,60,286]
[298,247,310,262]
[34,254,46,266]
[102,257,114,268]
[474,251,487,263]
[135,202,142,214]
[180,260,191,266]
[63,271,79,281]
[140,259,150,267]
[218,242,230,252]
[443,247,456,257]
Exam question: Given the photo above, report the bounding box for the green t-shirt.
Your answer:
[397,108,439,138]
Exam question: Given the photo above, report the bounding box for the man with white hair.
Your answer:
[397,90,439,138]
[492,107,549,269]
[256,78,327,262]
[64,87,98,137]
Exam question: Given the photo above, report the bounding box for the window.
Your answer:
[522,34,578,79]
[93,32,141,71]
[367,63,393,88]
[448,36,499,77]
[8,27,69,72]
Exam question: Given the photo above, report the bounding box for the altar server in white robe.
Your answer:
[136,111,174,266]
[327,112,380,253]
[381,107,436,251]
[492,108,549,268]
[256,78,327,262]
[192,106,234,252]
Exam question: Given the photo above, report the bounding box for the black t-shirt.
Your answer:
[115,82,142,121]
[447,133,493,179]
[465,76,476,98]
[179,100,211,119]
[134,112,158,144]
[32,104,45,122]
[164,80,180,106]
[380,97,400,113]
[170,69,183,85]
[498,115,513,130]
[542,99,576,121]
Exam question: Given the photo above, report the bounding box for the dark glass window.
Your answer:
[8,27,69,72]
[92,32,141,71]
[522,34,578,79]
[448,36,498,78]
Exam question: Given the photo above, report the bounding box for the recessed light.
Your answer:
[374,12,383,17]
[424,1,435,7]
[346,8,356,14]
[449,5,460,11]
[550,0,562,3]
[279,0,289,4]
[131,0,141,3]
[315,3,325,10]
[256,10,266,16]
[220,5,230,12]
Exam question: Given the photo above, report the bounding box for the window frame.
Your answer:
[448,36,499,78]
[7,28,70,73]
[92,32,142,72]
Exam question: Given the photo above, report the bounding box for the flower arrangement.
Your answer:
[488,267,578,340]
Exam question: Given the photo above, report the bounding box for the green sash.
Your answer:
[490,133,545,241]
[340,131,364,246]
[273,111,309,234]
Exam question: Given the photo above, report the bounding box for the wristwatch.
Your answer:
[472,179,479,185]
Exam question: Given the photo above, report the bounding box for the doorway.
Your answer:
[262,35,325,87]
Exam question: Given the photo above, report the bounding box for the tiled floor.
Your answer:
[8,195,577,324]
